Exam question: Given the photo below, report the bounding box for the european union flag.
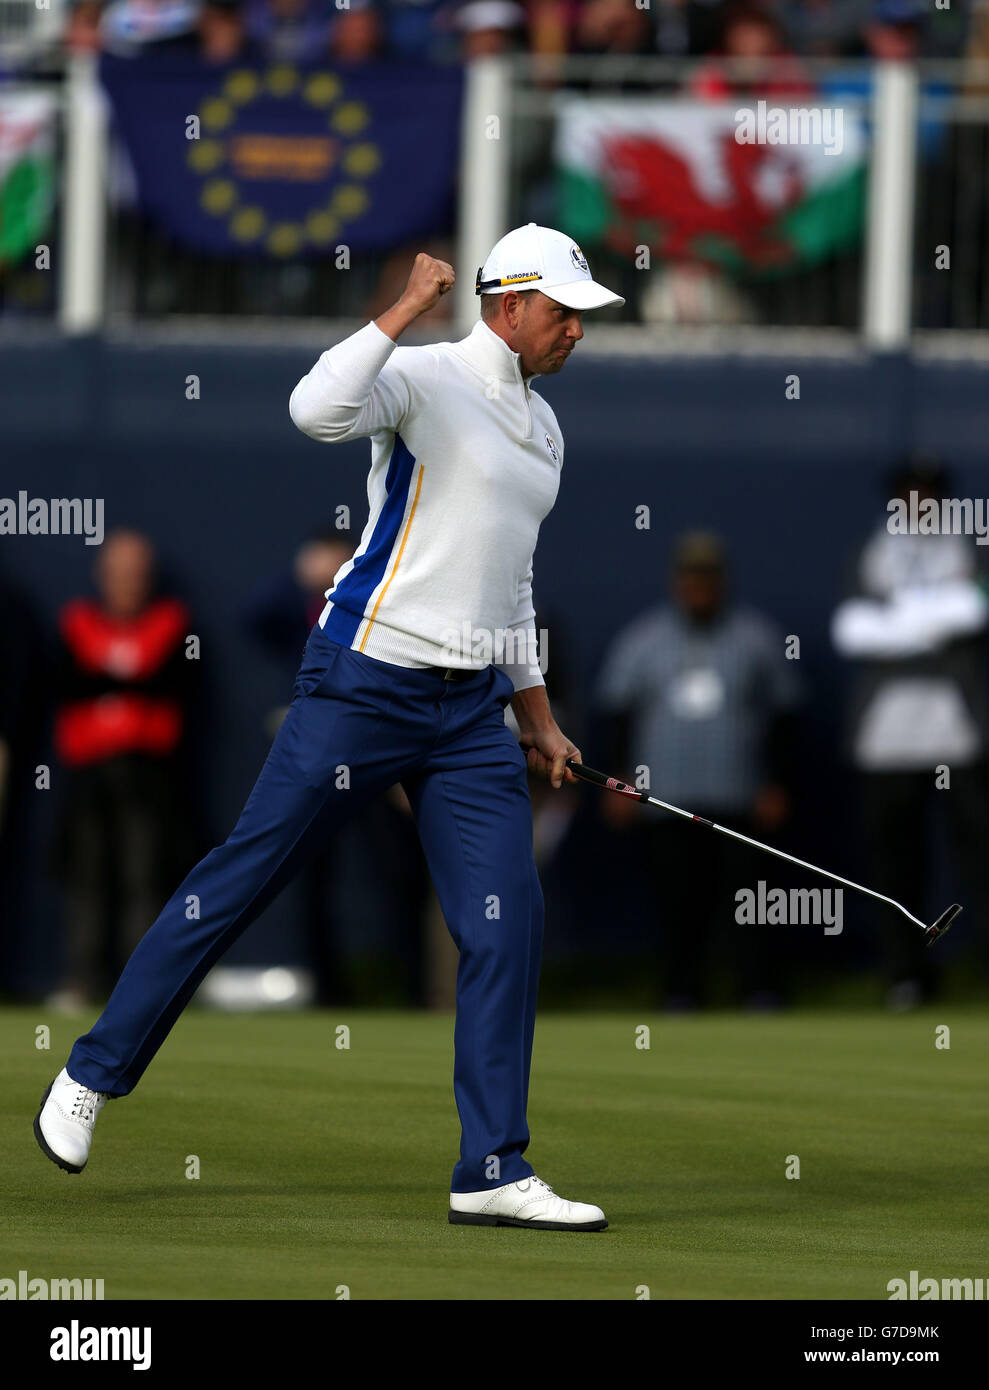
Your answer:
[100,54,463,258]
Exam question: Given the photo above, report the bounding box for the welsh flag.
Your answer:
[0,89,57,268]
[556,99,866,276]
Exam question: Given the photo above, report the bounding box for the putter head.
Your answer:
[925,903,962,947]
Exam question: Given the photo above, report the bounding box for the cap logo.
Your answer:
[570,245,589,274]
[476,267,542,294]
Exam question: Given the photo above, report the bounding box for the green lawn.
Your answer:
[2,1007,986,1300]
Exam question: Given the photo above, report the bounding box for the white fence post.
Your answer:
[863,61,919,350]
[59,50,107,334]
[455,56,512,336]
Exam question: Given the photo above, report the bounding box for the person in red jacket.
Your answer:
[52,529,199,1007]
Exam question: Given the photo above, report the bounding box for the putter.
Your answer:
[566,760,961,947]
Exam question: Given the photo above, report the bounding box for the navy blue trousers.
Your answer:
[68,626,544,1192]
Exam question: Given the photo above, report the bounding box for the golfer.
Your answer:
[35,224,624,1231]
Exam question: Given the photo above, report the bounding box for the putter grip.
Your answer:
[565,760,642,798]
[565,760,607,786]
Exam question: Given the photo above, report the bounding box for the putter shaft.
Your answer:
[566,760,959,946]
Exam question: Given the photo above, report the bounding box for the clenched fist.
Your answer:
[401,253,456,315]
[376,253,456,342]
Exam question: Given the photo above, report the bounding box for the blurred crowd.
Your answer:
[589,459,989,1012]
[2,453,989,1013]
[0,0,978,72]
[2,0,984,330]
[0,527,433,1012]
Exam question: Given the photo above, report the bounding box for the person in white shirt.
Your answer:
[832,458,989,1008]
[36,225,625,1232]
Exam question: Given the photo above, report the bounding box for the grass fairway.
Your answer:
[2,1005,987,1300]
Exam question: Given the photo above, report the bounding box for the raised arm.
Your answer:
[288,253,454,444]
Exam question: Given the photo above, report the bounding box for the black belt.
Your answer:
[428,666,480,683]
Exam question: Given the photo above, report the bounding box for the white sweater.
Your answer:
[289,318,564,691]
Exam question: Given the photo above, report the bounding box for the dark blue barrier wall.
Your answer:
[3,336,989,993]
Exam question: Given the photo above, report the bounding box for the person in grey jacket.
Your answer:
[597,531,801,1008]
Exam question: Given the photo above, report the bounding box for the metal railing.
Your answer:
[4,52,989,345]
[0,0,66,67]
[912,85,989,334]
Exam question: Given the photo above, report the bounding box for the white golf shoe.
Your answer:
[449,1175,607,1231]
[34,1068,108,1173]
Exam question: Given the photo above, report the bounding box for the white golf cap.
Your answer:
[475,223,625,311]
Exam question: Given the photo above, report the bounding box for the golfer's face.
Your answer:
[518,293,583,375]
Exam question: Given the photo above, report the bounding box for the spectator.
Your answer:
[651,0,726,58]
[94,0,203,56]
[964,0,989,92]
[0,570,51,999]
[198,0,249,61]
[524,0,655,90]
[69,0,340,62]
[831,457,989,1008]
[596,531,801,1009]
[820,0,952,157]
[573,0,655,54]
[690,4,813,98]
[51,530,201,1007]
[244,529,431,1005]
[861,0,924,60]
[526,0,569,57]
[64,1,106,53]
[382,0,458,63]
[243,0,334,63]
[244,526,354,670]
[776,0,873,58]
[331,0,384,60]
[527,0,733,60]
[455,0,526,58]
[853,0,971,64]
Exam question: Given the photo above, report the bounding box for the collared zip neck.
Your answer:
[456,319,542,384]
[453,319,537,441]
[514,353,533,442]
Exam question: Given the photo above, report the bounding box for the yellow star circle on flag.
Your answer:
[184,67,380,258]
